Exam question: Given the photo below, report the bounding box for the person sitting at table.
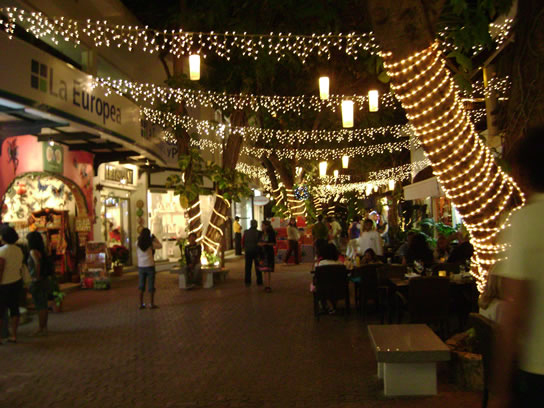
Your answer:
[403,233,434,268]
[433,234,451,263]
[394,231,415,262]
[448,230,474,265]
[361,248,383,265]
[315,243,344,314]
[357,219,383,258]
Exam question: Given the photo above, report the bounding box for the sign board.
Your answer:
[253,196,270,206]
[0,33,164,164]
[105,164,134,185]
[42,142,63,173]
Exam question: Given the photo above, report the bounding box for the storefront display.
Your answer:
[148,190,186,261]
[100,193,131,264]
[81,241,110,289]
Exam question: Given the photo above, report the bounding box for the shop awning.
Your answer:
[403,176,444,201]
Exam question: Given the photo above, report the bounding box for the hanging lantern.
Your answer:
[368,90,379,112]
[319,76,330,100]
[189,54,201,81]
[388,180,395,191]
[333,169,339,179]
[342,155,349,169]
[341,100,354,128]
[319,161,328,177]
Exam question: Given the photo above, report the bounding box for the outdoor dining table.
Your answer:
[387,275,479,329]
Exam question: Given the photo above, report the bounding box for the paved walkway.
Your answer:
[0,258,481,408]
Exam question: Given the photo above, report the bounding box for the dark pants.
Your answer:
[511,369,544,407]
[284,240,299,264]
[235,232,242,255]
[245,251,262,285]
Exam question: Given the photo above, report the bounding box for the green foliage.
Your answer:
[209,165,252,202]
[204,251,220,266]
[166,147,214,208]
[53,290,66,307]
[177,237,188,267]
[272,201,290,219]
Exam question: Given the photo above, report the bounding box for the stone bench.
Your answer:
[202,267,229,288]
[368,324,450,396]
[173,267,228,289]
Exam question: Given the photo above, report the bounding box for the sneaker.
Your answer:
[139,304,146,310]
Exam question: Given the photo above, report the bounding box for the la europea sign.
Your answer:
[0,33,140,143]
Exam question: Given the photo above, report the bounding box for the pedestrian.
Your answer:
[136,228,162,309]
[233,216,242,255]
[242,220,262,287]
[284,218,300,264]
[0,225,24,343]
[311,215,328,243]
[490,127,544,407]
[183,232,202,288]
[329,216,342,248]
[26,231,51,336]
[258,220,276,292]
[346,215,361,259]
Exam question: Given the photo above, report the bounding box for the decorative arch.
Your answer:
[1,171,89,222]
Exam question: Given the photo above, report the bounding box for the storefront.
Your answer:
[0,31,165,280]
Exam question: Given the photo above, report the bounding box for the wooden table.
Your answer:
[368,324,450,396]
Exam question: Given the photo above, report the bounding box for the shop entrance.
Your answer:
[102,195,132,265]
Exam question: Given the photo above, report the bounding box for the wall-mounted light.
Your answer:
[48,138,54,146]
[342,155,349,169]
[319,76,329,100]
[341,100,354,128]
[368,89,379,112]
[319,161,328,177]
[189,54,200,81]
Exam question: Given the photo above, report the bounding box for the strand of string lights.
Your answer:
[381,41,525,292]
[93,77,400,115]
[92,76,509,117]
[143,107,413,145]
[367,159,430,181]
[0,7,512,62]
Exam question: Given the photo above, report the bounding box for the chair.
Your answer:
[468,313,497,408]
[313,264,350,320]
[377,264,407,322]
[397,276,450,338]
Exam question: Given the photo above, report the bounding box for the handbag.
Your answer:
[21,263,32,285]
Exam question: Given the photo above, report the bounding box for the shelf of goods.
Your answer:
[81,241,110,290]
[32,209,70,278]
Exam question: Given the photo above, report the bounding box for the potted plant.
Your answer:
[52,290,66,312]
[110,245,129,276]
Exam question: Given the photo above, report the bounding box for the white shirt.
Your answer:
[0,244,24,285]
[136,238,163,268]
[494,194,544,374]
[331,221,342,237]
[287,225,300,241]
[357,230,383,256]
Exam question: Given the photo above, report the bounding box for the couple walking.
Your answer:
[243,220,275,292]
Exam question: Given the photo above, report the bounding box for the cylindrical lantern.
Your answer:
[342,155,349,169]
[189,54,200,81]
[388,179,395,191]
[341,100,354,128]
[333,169,339,179]
[319,76,330,100]
[368,89,379,112]
[319,161,328,177]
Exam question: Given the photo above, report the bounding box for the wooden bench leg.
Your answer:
[383,362,437,396]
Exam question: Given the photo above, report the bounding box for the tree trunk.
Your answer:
[369,0,525,290]
[173,56,202,240]
[202,110,246,253]
[268,154,305,217]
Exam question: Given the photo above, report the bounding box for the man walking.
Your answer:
[242,220,262,286]
[284,218,300,264]
[233,216,242,255]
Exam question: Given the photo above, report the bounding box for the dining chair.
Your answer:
[377,264,407,323]
[313,264,350,321]
[396,276,451,338]
[468,313,497,408]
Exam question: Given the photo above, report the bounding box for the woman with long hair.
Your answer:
[136,228,162,309]
[258,220,276,293]
[403,233,434,267]
[27,231,50,336]
[0,225,24,343]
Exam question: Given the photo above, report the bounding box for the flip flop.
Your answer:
[149,304,159,309]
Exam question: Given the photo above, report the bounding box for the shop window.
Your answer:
[101,195,131,265]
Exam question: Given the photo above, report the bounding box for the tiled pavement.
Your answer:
[0,258,481,408]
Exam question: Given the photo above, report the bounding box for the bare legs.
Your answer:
[264,272,272,292]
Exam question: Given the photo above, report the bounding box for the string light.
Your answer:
[367,159,430,182]
[93,76,401,116]
[382,41,525,291]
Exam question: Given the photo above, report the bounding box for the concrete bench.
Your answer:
[202,267,229,288]
[368,324,450,396]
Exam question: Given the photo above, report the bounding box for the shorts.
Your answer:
[138,266,156,293]
[0,279,23,317]
[30,279,50,311]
